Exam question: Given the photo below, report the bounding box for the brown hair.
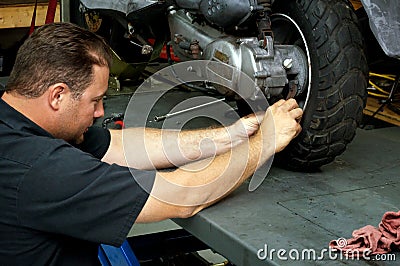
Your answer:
[5,22,112,99]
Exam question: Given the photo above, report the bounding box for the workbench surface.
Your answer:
[101,88,400,265]
[173,126,400,265]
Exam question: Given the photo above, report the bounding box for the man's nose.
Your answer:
[94,102,105,118]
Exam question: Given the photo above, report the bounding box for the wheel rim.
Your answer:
[270,13,312,111]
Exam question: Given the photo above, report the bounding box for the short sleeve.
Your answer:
[75,126,111,159]
[17,142,155,246]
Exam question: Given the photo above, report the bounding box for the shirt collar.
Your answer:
[0,97,53,138]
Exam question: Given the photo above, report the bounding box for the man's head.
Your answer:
[6,22,112,99]
[3,22,113,144]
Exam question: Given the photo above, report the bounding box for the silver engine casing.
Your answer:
[79,0,308,100]
[168,9,308,100]
[174,0,256,28]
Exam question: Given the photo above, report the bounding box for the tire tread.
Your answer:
[275,0,368,171]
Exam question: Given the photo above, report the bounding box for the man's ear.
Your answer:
[48,83,70,110]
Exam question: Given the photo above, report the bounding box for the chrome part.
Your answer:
[80,0,160,15]
[154,97,226,121]
[361,0,400,59]
[174,0,260,28]
[282,58,293,70]
[271,13,312,110]
[127,22,153,55]
[168,9,308,101]
[168,9,225,59]
[61,0,70,22]
[141,45,154,55]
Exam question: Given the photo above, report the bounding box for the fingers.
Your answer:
[274,99,286,107]
[270,99,303,121]
[290,107,303,122]
[280,98,299,111]
[294,122,302,138]
[264,99,304,153]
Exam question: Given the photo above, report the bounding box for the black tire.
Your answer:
[271,0,368,171]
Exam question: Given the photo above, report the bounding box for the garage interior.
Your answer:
[0,0,399,265]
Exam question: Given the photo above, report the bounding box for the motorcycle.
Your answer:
[71,0,399,171]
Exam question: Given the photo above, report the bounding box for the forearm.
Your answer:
[135,99,303,223]
[103,125,241,169]
[136,127,274,223]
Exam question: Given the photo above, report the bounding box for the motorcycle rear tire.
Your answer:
[272,0,368,171]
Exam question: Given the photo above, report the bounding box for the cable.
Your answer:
[368,80,389,95]
[367,72,399,102]
[369,72,396,81]
[362,71,400,127]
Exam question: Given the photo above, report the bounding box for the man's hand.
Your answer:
[228,112,264,143]
[262,99,303,153]
[228,98,302,154]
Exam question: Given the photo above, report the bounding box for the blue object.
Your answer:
[98,240,140,266]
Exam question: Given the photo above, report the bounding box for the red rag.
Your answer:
[329,211,400,255]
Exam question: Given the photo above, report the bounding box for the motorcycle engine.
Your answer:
[174,0,261,28]
[168,3,308,100]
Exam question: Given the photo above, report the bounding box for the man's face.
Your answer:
[59,65,109,144]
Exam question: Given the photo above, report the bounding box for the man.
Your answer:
[0,22,302,265]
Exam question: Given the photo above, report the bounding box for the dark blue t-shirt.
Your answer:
[0,98,155,265]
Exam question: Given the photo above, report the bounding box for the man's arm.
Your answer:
[135,99,303,223]
[102,113,262,169]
